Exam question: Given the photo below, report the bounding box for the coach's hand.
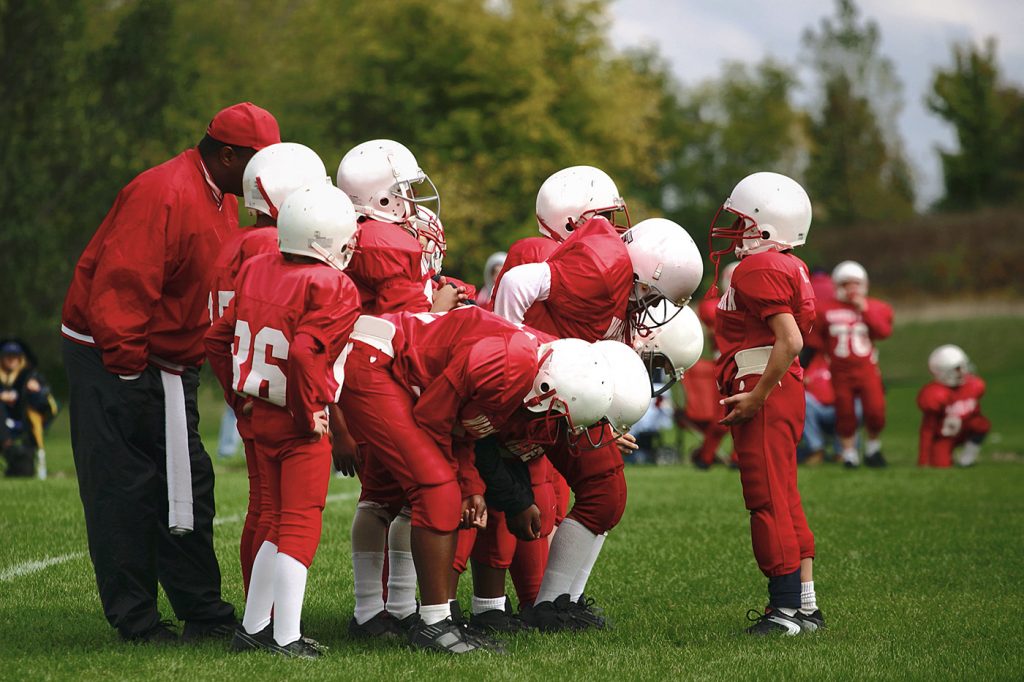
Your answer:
[461,494,487,530]
[507,504,543,541]
[719,391,765,426]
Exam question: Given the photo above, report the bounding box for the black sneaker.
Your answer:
[744,608,803,636]
[470,596,534,634]
[408,617,487,654]
[795,609,826,632]
[570,594,608,630]
[232,624,324,658]
[865,452,887,468]
[347,611,405,640]
[449,600,508,652]
[521,594,585,633]
[124,619,180,645]
[181,617,238,643]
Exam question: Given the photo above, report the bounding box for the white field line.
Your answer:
[1,491,358,582]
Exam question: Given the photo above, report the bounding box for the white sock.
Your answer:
[843,448,860,465]
[866,439,882,456]
[272,553,308,646]
[800,581,818,613]
[957,441,981,467]
[385,513,418,620]
[777,607,798,616]
[535,518,599,605]
[419,602,450,626]
[569,532,607,601]
[472,595,507,614]
[350,504,390,624]
[242,541,277,634]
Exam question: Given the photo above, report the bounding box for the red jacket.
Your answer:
[62,148,239,374]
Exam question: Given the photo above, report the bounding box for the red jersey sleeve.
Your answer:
[862,299,894,340]
[917,382,949,414]
[87,184,173,373]
[733,266,798,321]
[454,439,485,498]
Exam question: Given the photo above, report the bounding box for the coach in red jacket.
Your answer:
[61,103,280,643]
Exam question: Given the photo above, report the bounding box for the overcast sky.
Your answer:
[609,0,1024,207]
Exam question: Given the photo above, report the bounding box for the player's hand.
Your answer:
[331,436,360,477]
[461,494,487,530]
[615,432,639,455]
[507,504,543,541]
[719,391,765,426]
[430,279,462,312]
[0,390,16,404]
[240,399,254,416]
[310,409,329,440]
[850,292,868,312]
[25,378,41,393]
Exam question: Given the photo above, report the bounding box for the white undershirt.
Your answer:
[493,262,552,325]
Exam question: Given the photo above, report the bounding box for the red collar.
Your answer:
[193,149,225,209]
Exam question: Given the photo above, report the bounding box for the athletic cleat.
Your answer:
[470,596,535,634]
[745,608,803,636]
[347,611,406,640]
[181,617,238,642]
[232,624,325,658]
[795,609,826,632]
[522,593,586,633]
[865,452,887,468]
[408,617,489,654]
[570,594,608,629]
[450,600,508,652]
[124,619,180,645]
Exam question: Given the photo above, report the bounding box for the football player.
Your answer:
[338,307,613,653]
[708,171,822,635]
[208,142,329,595]
[808,261,894,468]
[206,184,362,658]
[918,345,989,467]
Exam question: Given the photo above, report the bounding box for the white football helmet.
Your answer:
[709,171,812,260]
[411,206,446,276]
[593,340,653,435]
[832,260,869,302]
[336,139,439,224]
[523,338,614,440]
[632,303,704,396]
[277,183,359,272]
[622,218,704,331]
[535,165,629,241]
[242,143,329,219]
[928,344,970,387]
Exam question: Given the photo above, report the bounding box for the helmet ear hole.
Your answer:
[565,222,574,233]
[540,382,550,393]
[380,197,390,206]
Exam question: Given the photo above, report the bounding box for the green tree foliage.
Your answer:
[802,0,915,224]
[928,39,1024,210]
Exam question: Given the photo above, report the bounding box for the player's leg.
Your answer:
[860,371,888,467]
[833,377,861,467]
[955,414,991,467]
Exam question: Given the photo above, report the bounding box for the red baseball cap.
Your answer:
[206,102,280,150]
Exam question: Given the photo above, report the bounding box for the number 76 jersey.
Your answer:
[810,296,894,377]
[205,252,361,427]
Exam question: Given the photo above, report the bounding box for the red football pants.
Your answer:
[918,414,991,467]
[546,427,627,535]
[834,368,885,437]
[338,342,461,533]
[730,373,815,577]
[251,402,331,569]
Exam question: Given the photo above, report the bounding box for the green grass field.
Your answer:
[2,316,1022,680]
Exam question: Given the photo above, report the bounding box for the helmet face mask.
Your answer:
[411,207,446,276]
[632,304,704,396]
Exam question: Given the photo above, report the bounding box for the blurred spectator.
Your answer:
[678,358,734,469]
[627,391,675,464]
[475,251,507,308]
[797,356,862,464]
[216,404,241,459]
[0,339,58,478]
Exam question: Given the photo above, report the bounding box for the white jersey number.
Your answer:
[829,322,872,358]
[232,320,290,406]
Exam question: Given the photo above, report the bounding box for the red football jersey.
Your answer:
[521,217,633,342]
[487,237,559,311]
[714,251,816,392]
[209,226,279,323]
[206,252,360,433]
[375,307,550,453]
[918,375,986,442]
[810,297,893,377]
[63,148,239,373]
[697,295,720,353]
[345,218,431,314]
[803,354,836,405]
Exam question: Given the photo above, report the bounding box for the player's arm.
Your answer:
[862,299,894,340]
[721,312,802,426]
[473,435,535,516]
[492,262,551,325]
[204,295,246,413]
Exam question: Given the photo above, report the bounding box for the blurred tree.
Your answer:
[802,0,915,224]
[928,39,1024,210]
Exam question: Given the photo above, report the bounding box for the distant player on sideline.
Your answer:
[917,345,989,468]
